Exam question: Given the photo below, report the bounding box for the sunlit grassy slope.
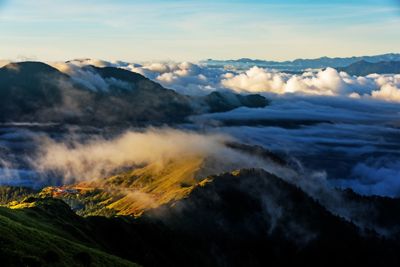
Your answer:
[2,169,400,266]
[0,198,140,267]
[40,157,209,216]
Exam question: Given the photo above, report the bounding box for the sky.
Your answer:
[0,0,399,61]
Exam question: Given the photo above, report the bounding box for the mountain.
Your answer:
[338,60,400,76]
[205,53,400,71]
[199,91,269,113]
[0,62,68,121]
[0,62,268,125]
[38,142,285,217]
[0,198,139,267]
[78,65,194,125]
[131,169,400,266]
[0,186,36,205]
[2,168,400,266]
[40,156,207,217]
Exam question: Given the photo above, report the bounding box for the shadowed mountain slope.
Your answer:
[0,197,139,267]
[0,62,268,125]
[2,168,400,266]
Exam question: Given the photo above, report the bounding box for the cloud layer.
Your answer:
[221,66,400,102]
[32,128,228,182]
[52,59,400,103]
[2,58,395,198]
[334,158,400,197]
[31,128,289,184]
[191,93,400,197]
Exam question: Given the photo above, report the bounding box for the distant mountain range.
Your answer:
[0,62,268,125]
[338,60,400,76]
[205,53,400,71]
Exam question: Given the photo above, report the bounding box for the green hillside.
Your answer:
[0,197,140,267]
[2,169,400,266]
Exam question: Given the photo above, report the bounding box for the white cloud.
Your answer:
[124,61,400,103]
[125,61,224,95]
[371,84,400,102]
[31,128,286,184]
[32,128,230,182]
[221,66,400,103]
[50,61,131,92]
[49,59,400,103]
[221,67,350,96]
[221,66,288,94]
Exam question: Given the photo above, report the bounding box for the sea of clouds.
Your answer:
[112,59,400,197]
[52,59,400,103]
[0,58,399,198]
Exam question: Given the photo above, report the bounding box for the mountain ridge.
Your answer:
[0,61,268,125]
[205,53,400,70]
[338,60,400,75]
[2,168,400,266]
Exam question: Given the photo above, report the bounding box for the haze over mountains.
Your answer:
[0,61,267,124]
[0,54,399,196]
[0,53,399,266]
[1,0,400,263]
[61,53,400,101]
[338,60,400,76]
[205,53,400,71]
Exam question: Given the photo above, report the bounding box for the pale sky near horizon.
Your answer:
[0,0,399,62]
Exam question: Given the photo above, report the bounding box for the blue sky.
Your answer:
[0,0,399,61]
